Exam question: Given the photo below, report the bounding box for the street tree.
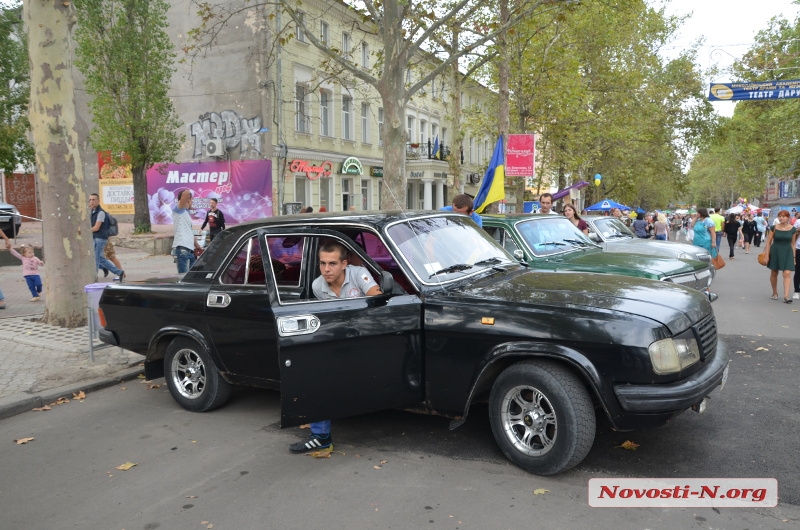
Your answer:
[24,0,96,327]
[74,0,184,233]
[0,1,34,175]
[189,0,565,209]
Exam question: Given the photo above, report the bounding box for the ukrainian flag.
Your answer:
[473,136,505,213]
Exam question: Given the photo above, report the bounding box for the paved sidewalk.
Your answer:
[0,224,182,419]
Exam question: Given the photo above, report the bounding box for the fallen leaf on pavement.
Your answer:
[49,397,69,406]
[32,405,51,412]
[115,462,138,470]
[373,465,381,469]
[120,387,126,390]
[73,391,86,400]
[137,374,145,379]
[146,384,160,390]
[618,440,639,450]
[299,424,310,429]
[533,488,549,495]
[14,437,35,444]
[755,347,769,351]
[380,460,388,464]
[186,495,198,499]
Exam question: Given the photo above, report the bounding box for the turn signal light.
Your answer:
[98,308,107,328]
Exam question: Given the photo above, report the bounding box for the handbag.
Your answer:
[757,251,768,266]
[711,253,726,270]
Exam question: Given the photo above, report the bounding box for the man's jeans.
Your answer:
[94,238,122,276]
[173,246,197,274]
[715,231,723,249]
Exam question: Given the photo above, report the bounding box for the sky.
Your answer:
[661,0,800,117]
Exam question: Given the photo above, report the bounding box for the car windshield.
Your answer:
[515,217,597,256]
[387,215,516,284]
[592,218,635,240]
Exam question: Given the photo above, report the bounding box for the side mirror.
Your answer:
[513,249,525,262]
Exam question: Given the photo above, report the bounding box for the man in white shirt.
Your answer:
[171,190,202,273]
[539,193,558,215]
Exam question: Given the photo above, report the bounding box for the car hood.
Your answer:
[540,248,703,278]
[602,237,709,259]
[446,268,709,333]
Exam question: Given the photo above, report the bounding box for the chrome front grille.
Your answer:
[666,267,713,291]
[693,314,717,361]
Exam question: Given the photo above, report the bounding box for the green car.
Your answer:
[481,214,714,295]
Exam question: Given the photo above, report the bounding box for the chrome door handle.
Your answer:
[277,315,320,337]
[207,292,232,307]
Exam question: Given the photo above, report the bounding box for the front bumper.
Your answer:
[614,340,730,413]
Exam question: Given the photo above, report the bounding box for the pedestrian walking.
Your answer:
[10,245,44,301]
[89,193,125,281]
[754,212,767,247]
[200,198,226,242]
[171,189,202,274]
[654,213,670,240]
[723,214,740,260]
[793,214,800,300]
[741,213,757,254]
[764,210,798,303]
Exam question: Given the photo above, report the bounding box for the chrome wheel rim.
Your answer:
[171,348,206,400]
[500,384,557,456]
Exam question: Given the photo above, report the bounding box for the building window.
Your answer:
[342,32,351,59]
[295,84,310,134]
[431,123,438,143]
[407,116,415,143]
[320,21,329,46]
[441,127,447,145]
[361,179,371,210]
[342,95,353,140]
[296,12,306,42]
[361,42,369,68]
[295,176,310,206]
[420,120,427,147]
[361,103,370,144]
[342,178,354,211]
[320,177,332,211]
[320,89,331,137]
[469,137,474,164]
[378,107,384,147]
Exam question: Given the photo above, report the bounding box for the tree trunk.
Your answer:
[132,162,151,232]
[447,28,463,203]
[25,0,96,327]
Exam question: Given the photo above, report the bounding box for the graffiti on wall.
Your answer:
[190,110,263,157]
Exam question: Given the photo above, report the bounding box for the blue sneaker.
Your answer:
[289,433,332,453]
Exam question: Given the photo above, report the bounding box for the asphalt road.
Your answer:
[1,249,798,529]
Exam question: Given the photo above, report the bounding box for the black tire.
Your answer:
[164,337,232,412]
[489,360,595,475]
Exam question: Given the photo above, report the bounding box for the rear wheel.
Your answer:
[164,337,231,412]
[489,361,595,475]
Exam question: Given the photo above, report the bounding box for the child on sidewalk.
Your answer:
[10,245,45,301]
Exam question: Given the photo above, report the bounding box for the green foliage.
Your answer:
[688,13,800,206]
[0,1,34,174]
[74,0,184,230]
[477,0,713,209]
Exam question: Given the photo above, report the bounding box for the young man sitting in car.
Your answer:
[289,240,382,453]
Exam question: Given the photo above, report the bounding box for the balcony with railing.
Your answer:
[406,139,452,161]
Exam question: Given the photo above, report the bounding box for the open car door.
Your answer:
[257,227,424,427]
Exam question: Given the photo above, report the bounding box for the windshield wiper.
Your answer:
[474,257,504,266]
[563,238,589,246]
[430,263,473,278]
[540,241,566,247]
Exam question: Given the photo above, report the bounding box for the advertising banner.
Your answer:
[505,134,535,177]
[708,79,800,101]
[97,152,135,214]
[146,159,273,225]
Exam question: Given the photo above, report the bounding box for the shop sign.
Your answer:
[433,172,448,179]
[409,171,425,179]
[290,159,333,180]
[370,166,383,177]
[341,157,364,175]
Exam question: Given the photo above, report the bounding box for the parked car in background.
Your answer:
[0,200,22,237]
[481,214,715,295]
[583,215,712,264]
[99,211,728,475]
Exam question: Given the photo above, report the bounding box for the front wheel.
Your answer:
[164,337,232,412]
[489,361,596,475]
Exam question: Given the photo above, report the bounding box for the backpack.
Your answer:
[106,212,119,236]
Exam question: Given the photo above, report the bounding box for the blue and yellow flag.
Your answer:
[473,136,505,213]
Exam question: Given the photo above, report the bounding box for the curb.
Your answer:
[0,365,144,421]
